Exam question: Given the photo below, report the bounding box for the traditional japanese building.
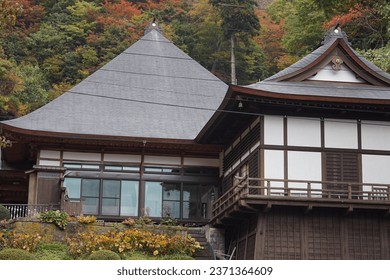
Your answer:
[0,23,227,222]
[197,27,390,259]
[2,24,390,259]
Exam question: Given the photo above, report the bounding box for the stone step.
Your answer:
[187,228,214,260]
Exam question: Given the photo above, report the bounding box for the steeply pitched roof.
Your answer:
[1,28,228,141]
[247,27,390,98]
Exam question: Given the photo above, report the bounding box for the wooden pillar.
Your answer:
[254,212,267,259]
[300,214,308,259]
[340,216,349,259]
[380,217,389,259]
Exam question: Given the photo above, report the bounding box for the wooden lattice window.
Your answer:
[324,152,360,198]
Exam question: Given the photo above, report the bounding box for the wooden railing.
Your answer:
[212,177,390,219]
[2,204,60,220]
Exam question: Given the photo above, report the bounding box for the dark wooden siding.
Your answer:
[229,208,390,260]
[307,211,342,259]
[223,123,260,171]
[347,212,382,259]
[263,208,302,259]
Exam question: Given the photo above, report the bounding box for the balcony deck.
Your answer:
[212,177,390,224]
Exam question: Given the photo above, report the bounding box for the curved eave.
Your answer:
[0,122,223,152]
[270,38,390,86]
[231,84,390,105]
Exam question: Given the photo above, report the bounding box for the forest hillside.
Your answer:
[0,0,389,118]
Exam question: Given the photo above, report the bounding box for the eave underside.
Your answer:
[199,88,390,145]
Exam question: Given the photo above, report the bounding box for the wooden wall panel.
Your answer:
[263,209,301,260]
[238,208,390,260]
[346,212,382,259]
[306,210,342,259]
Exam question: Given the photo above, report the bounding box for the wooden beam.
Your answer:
[304,204,313,214]
[263,202,272,213]
[239,200,258,212]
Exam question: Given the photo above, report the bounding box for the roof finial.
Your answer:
[144,18,163,35]
[321,23,350,46]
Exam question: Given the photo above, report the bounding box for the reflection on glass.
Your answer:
[145,182,162,217]
[163,183,180,200]
[82,197,99,215]
[103,180,120,198]
[102,198,119,215]
[121,181,139,216]
[82,179,100,196]
[163,201,180,218]
[64,178,81,199]
[183,184,210,219]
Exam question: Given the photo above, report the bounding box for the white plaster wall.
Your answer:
[264,115,284,145]
[362,155,390,184]
[264,150,284,191]
[104,153,141,163]
[63,151,101,161]
[144,155,181,165]
[288,151,322,193]
[361,121,390,151]
[324,119,358,149]
[287,117,321,147]
[307,63,365,83]
[40,150,61,159]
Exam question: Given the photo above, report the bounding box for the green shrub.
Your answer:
[88,250,121,260]
[159,254,194,260]
[39,210,69,230]
[0,205,10,220]
[37,242,68,252]
[0,248,35,260]
[35,242,73,260]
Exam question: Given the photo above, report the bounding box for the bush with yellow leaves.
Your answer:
[66,228,202,259]
[1,232,43,252]
[76,214,97,224]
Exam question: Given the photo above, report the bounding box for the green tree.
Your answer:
[12,63,50,115]
[210,0,261,84]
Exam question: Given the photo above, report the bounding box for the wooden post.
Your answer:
[254,213,267,259]
[307,182,311,198]
[267,180,271,196]
[348,184,352,199]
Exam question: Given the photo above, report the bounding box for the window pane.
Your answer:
[183,184,210,219]
[64,178,81,199]
[82,197,99,215]
[104,165,122,171]
[102,198,120,215]
[82,179,100,197]
[163,201,180,218]
[123,166,140,172]
[163,183,180,201]
[102,180,120,198]
[64,163,82,169]
[121,181,139,216]
[145,182,162,217]
[82,164,99,170]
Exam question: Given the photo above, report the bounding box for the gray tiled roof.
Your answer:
[251,27,390,98]
[246,81,390,99]
[2,29,228,140]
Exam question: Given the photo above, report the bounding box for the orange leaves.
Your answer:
[98,0,141,27]
[323,4,369,29]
